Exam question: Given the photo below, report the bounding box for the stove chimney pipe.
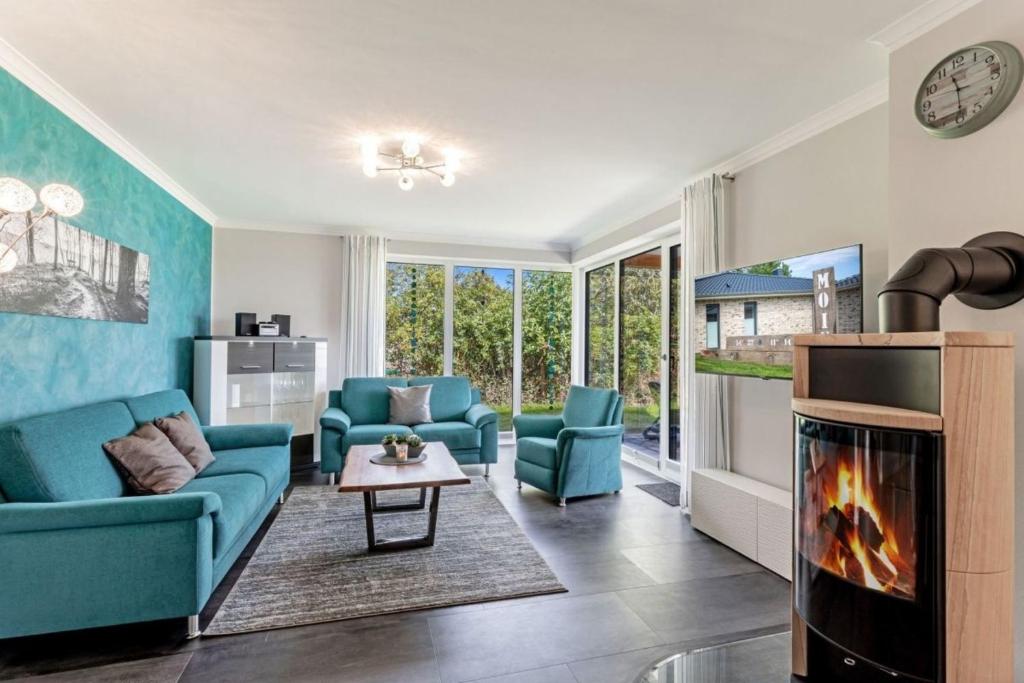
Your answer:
[878,231,1024,333]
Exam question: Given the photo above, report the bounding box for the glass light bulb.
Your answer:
[443,149,461,173]
[0,249,18,274]
[39,183,84,217]
[362,163,378,178]
[360,138,379,164]
[0,177,37,213]
[399,175,414,191]
[441,173,456,187]
[401,137,421,158]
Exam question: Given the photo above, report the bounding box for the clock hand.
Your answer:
[952,76,962,111]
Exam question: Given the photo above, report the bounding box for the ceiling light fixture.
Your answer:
[359,136,461,190]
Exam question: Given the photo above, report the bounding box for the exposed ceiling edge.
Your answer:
[0,37,218,226]
[867,0,985,51]
[214,220,573,254]
[570,79,889,253]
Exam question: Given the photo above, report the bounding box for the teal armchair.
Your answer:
[513,385,625,506]
[319,376,498,483]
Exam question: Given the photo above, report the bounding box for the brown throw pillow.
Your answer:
[104,423,196,494]
[154,411,215,474]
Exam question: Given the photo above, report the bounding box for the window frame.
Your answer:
[743,300,758,336]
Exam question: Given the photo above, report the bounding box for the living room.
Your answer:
[1,1,1022,681]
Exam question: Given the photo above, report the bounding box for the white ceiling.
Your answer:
[0,1,926,250]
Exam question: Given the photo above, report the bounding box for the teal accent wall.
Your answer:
[0,68,211,422]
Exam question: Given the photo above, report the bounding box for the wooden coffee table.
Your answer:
[338,442,471,552]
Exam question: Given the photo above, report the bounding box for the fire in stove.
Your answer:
[800,438,917,599]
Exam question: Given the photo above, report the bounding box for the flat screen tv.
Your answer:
[694,243,863,380]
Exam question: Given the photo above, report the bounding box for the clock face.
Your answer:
[916,41,1023,138]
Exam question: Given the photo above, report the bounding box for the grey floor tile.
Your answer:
[542,552,658,595]
[620,539,764,584]
[8,653,192,682]
[617,572,791,644]
[466,663,578,683]
[428,592,662,682]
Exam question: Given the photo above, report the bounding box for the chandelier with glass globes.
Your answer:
[360,135,460,191]
[0,177,85,274]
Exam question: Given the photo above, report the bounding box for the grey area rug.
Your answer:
[204,477,566,636]
[637,482,681,506]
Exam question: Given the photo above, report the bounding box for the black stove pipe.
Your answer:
[878,231,1024,333]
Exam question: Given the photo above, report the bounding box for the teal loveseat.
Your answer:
[0,389,291,640]
[319,376,497,483]
[513,385,625,506]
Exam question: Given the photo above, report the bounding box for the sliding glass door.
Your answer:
[582,238,682,478]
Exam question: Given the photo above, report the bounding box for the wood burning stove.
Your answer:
[795,416,943,681]
[790,332,1014,683]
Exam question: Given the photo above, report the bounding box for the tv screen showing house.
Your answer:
[694,244,863,380]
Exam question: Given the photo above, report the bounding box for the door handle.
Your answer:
[241,365,261,369]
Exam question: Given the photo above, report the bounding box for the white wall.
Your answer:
[212,228,344,388]
[888,0,1024,671]
[725,104,890,489]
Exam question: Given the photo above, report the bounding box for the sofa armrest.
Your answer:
[319,407,352,434]
[513,414,564,440]
[0,493,222,534]
[202,423,293,451]
[464,404,497,429]
[556,425,624,442]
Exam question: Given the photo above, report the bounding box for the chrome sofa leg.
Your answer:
[328,473,335,486]
[558,497,566,507]
[516,479,522,490]
[484,464,490,478]
[278,493,285,504]
[186,614,201,639]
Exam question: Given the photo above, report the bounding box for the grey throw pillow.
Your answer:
[388,385,433,426]
[103,423,196,494]
[155,411,216,474]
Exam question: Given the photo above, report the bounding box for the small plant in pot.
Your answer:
[406,434,425,458]
[381,433,399,457]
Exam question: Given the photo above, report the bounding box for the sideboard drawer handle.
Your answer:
[286,364,305,368]
[241,364,262,369]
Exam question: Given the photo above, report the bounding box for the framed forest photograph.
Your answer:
[0,213,150,324]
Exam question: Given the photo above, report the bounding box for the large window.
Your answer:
[386,263,445,376]
[619,248,662,457]
[453,267,514,430]
[522,270,572,415]
[706,303,720,349]
[585,264,616,388]
[744,301,758,336]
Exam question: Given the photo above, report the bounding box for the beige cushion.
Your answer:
[103,423,196,494]
[155,411,215,473]
[388,385,433,426]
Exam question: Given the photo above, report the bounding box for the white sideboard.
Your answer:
[690,468,792,580]
[193,336,328,463]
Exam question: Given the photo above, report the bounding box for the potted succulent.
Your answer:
[381,433,399,457]
[406,434,425,459]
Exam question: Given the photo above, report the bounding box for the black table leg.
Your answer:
[370,487,427,511]
[364,487,442,552]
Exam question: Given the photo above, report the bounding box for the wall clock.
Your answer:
[915,40,1023,139]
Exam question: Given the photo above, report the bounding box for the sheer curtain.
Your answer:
[681,175,730,509]
[339,234,388,380]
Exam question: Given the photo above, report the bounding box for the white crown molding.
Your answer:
[867,0,986,51]
[214,220,573,255]
[710,79,889,178]
[0,37,217,226]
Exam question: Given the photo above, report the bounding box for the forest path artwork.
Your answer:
[0,213,149,323]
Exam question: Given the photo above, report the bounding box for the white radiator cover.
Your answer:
[690,468,792,580]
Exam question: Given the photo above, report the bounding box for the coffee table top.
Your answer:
[338,441,471,493]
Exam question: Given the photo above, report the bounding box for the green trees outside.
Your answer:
[385,263,444,376]
[741,260,791,276]
[585,264,615,388]
[386,264,572,431]
[618,250,662,437]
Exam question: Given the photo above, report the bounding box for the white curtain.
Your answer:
[339,234,388,380]
[681,175,730,509]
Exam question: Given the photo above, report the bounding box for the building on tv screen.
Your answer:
[694,244,862,380]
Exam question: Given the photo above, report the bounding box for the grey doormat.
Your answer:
[204,477,566,636]
[637,482,681,506]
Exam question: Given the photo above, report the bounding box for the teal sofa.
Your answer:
[0,389,291,640]
[513,385,625,506]
[319,376,497,482]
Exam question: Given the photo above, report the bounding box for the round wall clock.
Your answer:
[915,40,1024,139]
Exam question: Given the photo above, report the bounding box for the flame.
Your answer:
[807,454,915,598]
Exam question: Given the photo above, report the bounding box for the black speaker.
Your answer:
[235,312,257,336]
[271,314,291,337]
